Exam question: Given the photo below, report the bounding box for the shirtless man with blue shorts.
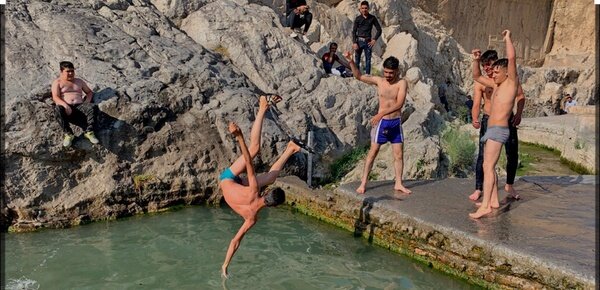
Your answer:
[343,52,411,195]
[219,95,303,278]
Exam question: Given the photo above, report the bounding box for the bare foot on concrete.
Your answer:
[394,183,412,194]
[475,201,499,209]
[469,189,481,201]
[469,207,493,219]
[504,184,521,200]
[356,185,366,194]
[287,140,301,154]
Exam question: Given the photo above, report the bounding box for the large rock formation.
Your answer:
[2,0,450,231]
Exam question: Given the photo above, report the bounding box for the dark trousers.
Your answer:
[440,96,450,112]
[475,114,519,190]
[354,39,372,75]
[54,103,97,134]
[286,11,312,33]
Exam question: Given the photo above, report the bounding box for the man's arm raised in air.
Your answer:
[471,49,495,88]
[343,51,379,86]
[503,30,518,84]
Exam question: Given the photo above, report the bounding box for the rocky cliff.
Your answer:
[2,0,596,231]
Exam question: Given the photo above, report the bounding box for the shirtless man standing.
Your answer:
[469,50,525,201]
[343,52,411,195]
[51,61,99,147]
[469,30,519,219]
[220,95,303,278]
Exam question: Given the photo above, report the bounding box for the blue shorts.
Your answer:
[219,168,242,183]
[371,118,403,144]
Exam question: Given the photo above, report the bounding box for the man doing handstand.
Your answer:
[219,95,302,277]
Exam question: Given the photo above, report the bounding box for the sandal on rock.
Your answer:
[267,95,283,107]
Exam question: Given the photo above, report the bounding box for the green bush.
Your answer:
[441,127,476,175]
[455,105,470,124]
[328,146,369,183]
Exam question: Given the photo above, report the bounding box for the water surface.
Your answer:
[5,207,480,289]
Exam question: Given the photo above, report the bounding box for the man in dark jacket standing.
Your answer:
[352,1,382,75]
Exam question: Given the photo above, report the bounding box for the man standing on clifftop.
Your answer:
[343,52,411,195]
[351,1,382,75]
[51,61,99,148]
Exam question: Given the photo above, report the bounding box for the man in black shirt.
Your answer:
[352,1,382,75]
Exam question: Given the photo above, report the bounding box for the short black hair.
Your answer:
[264,187,285,207]
[329,42,338,49]
[481,50,498,63]
[383,56,399,70]
[492,58,508,69]
[360,1,369,7]
[60,61,75,71]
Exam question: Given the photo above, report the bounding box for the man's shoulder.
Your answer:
[74,78,88,85]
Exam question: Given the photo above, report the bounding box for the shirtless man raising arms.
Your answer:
[469,30,519,219]
[343,51,411,195]
[469,50,525,202]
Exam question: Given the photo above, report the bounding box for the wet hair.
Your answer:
[481,50,498,63]
[360,1,369,7]
[492,58,508,69]
[329,42,338,49]
[264,187,285,207]
[383,56,400,70]
[60,61,75,71]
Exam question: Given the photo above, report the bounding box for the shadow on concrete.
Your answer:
[353,195,399,243]
[367,179,437,193]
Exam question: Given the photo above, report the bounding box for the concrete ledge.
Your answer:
[567,105,595,115]
[275,176,596,289]
[519,115,595,173]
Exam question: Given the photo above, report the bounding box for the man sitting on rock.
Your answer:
[220,95,305,278]
[321,42,352,77]
[563,94,577,113]
[286,0,312,43]
[51,61,99,147]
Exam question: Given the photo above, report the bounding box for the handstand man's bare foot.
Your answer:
[259,95,269,112]
[394,183,412,194]
[469,206,493,219]
[504,184,520,200]
[469,189,481,201]
[287,140,301,154]
[356,184,366,194]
